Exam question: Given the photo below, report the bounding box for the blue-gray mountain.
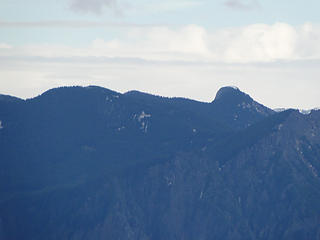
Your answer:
[0,86,319,240]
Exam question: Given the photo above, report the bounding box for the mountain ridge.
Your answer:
[1,85,318,113]
[0,85,320,240]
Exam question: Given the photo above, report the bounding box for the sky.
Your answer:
[0,0,320,109]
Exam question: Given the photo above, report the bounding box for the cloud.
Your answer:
[1,23,320,108]
[144,0,203,13]
[224,0,260,10]
[69,0,119,14]
[0,20,160,28]
[68,0,202,15]
[0,43,12,49]
[209,23,298,62]
[1,23,320,63]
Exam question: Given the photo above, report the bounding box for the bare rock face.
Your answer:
[0,86,319,240]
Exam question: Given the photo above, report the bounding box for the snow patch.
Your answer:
[275,108,319,114]
[234,114,238,121]
[138,111,151,122]
[106,95,120,102]
[165,175,175,186]
[274,108,287,112]
[297,108,319,115]
[228,86,239,90]
[140,122,149,133]
[252,102,268,115]
[299,109,312,115]
[135,111,151,133]
[296,141,318,178]
[241,102,251,109]
[117,126,125,131]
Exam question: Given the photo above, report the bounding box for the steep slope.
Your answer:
[61,110,318,240]
[0,86,319,240]
[142,109,320,240]
[211,86,275,130]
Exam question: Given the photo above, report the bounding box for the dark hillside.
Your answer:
[0,86,319,240]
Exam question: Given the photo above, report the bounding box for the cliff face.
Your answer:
[0,86,319,240]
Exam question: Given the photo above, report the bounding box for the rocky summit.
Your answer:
[0,86,319,240]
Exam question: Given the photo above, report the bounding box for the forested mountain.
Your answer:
[0,86,319,240]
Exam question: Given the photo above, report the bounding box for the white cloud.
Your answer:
[144,0,203,13]
[67,0,203,15]
[1,21,320,109]
[0,43,12,49]
[224,0,260,10]
[90,25,209,61]
[210,23,299,62]
[2,22,320,63]
[69,0,119,14]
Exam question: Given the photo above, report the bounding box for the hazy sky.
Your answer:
[0,0,319,109]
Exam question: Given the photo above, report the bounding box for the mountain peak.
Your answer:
[211,86,274,130]
[214,86,248,102]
